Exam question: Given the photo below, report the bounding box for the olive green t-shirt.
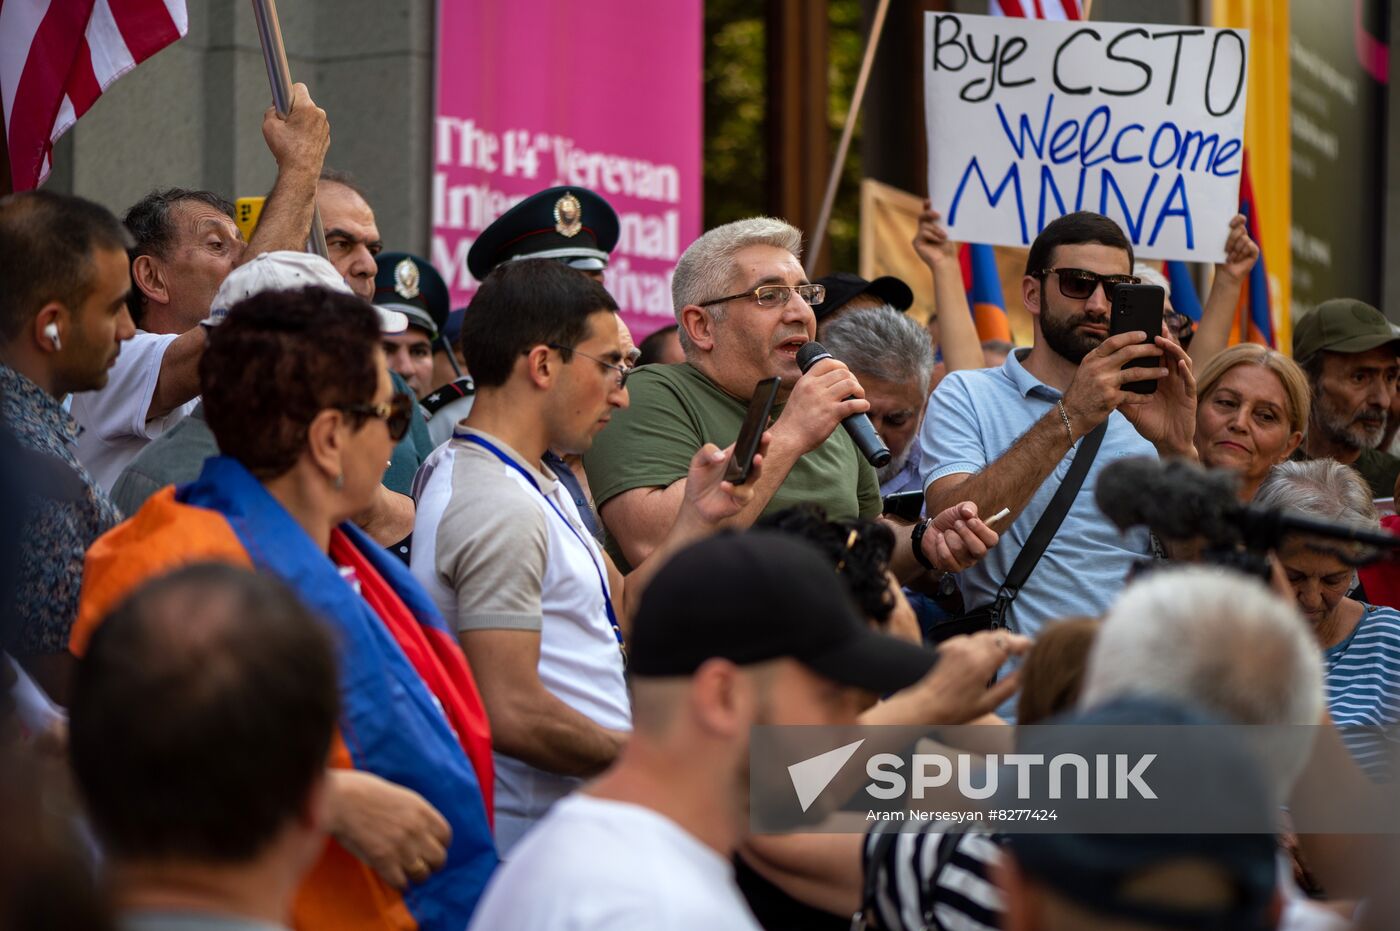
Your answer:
[1291,446,1400,500]
[583,362,881,564]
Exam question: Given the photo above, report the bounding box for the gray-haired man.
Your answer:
[820,306,935,496]
[582,217,996,580]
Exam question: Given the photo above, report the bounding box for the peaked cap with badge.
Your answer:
[374,252,450,339]
[467,186,620,282]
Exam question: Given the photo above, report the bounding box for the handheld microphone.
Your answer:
[795,341,891,468]
[1096,457,1400,552]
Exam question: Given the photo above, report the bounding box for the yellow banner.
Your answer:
[1213,0,1292,354]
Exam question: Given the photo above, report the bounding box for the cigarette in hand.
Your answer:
[985,507,1011,527]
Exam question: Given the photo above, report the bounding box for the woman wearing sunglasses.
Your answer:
[73,287,501,927]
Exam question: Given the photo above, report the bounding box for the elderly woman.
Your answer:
[1195,343,1310,501]
[71,288,501,925]
[1255,460,1400,779]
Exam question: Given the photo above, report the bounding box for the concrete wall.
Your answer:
[46,0,435,256]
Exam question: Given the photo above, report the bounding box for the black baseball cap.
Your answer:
[628,531,938,693]
[1004,697,1279,931]
[810,272,914,320]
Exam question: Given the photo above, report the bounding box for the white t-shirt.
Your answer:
[70,330,199,490]
[412,429,630,853]
[468,794,762,930]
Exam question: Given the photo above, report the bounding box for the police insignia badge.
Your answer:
[554,193,583,238]
[394,258,421,299]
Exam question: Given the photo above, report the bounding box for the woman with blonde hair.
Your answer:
[1194,342,1310,501]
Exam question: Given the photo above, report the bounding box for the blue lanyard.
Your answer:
[458,434,625,662]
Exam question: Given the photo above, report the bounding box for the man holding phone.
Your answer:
[921,211,1197,671]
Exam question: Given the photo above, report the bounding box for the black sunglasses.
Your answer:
[1038,267,1140,301]
[343,392,414,442]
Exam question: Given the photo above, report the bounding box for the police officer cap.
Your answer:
[467,186,620,282]
[373,252,450,339]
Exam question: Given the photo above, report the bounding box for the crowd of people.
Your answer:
[3,81,1400,931]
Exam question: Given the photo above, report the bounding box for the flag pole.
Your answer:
[249,0,328,258]
[805,0,892,275]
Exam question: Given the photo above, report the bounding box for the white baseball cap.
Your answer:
[202,251,408,334]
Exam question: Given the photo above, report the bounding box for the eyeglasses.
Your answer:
[547,343,632,388]
[698,283,826,309]
[1037,268,1140,301]
[343,392,414,441]
[1166,310,1195,344]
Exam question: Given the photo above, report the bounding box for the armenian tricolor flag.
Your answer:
[1237,154,1275,347]
[1164,259,1204,322]
[73,456,499,930]
[959,242,1013,342]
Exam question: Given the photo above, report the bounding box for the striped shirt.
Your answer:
[1324,603,1400,781]
[861,823,1005,931]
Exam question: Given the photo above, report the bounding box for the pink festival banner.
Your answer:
[432,0,703,340]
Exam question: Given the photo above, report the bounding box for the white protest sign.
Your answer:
[924,13,1249,262]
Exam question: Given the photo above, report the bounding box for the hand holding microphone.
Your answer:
[787,341,891,467]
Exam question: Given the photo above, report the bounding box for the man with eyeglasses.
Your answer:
[412,258,764,854]
[583,217,999,581]
[920,211,1197,713]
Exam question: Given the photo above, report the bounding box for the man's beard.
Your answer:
[1039,292,1105,365]
[1314,388,1387,451]
[877,441,913,485]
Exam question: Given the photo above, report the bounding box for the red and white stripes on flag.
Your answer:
[0,0,188,191]
[990,0,1082,20]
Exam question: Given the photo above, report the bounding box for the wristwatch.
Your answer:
[910,519,937,572]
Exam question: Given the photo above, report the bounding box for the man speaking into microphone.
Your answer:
[584,217,995,577]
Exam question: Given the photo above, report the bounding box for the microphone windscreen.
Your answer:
[795,341,830,373]
[1095,457,1240,540]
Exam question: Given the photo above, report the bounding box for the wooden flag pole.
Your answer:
[806,0,892,274]
[250,0,328,258]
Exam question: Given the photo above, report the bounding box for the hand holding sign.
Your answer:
[924,13,1250,263]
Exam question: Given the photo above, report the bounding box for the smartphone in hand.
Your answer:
[881,491,924,522]
[1108,283,1165,394]
[725,377,781,484]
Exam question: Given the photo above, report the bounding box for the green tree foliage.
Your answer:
[704,0,865,273]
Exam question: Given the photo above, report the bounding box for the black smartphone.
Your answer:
[881,491,924,522]
[725,377,781,484]
[1108,283,1165,395]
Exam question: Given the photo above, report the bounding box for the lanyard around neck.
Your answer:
[458,433,625,662]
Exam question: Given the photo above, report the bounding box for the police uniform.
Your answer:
[373,252,474,448]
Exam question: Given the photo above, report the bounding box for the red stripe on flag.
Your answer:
[1060,0,1082,19]
[64,37,104,119]
[7,0,97,190]
[1032,0,1046,17]
[108,0,181,62]
[999,0,1027,18]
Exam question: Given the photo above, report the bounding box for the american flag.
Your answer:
[0,0,188,191]
[990,0,1082,19]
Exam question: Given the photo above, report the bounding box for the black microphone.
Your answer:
[795,341,891,468]
[1096,456,1400,551]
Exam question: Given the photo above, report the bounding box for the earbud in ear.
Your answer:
[43,322,61,351]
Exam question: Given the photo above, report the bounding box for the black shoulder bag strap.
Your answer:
[987,419,1107,632]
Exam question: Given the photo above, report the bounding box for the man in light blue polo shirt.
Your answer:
[920,211,1198,648]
